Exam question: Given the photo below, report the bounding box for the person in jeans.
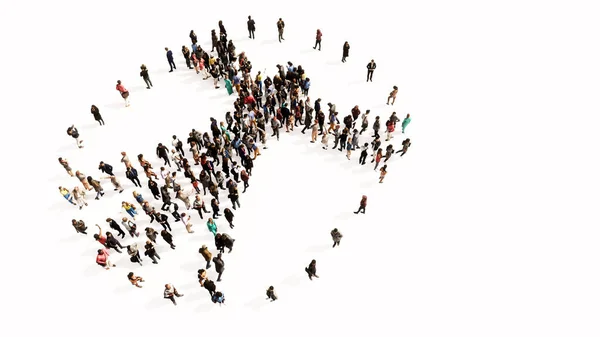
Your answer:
[165,47,176,72]
[164,284,183,305]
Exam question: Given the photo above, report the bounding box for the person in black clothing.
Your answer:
[156,212,171,231]
[266,286,277,301]
[140,64,152,89]
[106,218,126,238]
[156,143,170,166]
[126,167,141,187]
[173,135,185,155]
[165,47,176,72]
[161,229,175,249]
[211,198,220,218]
[342,42,350,62]
[144,240,161,264]
[203,279,216,296]
[277,18,285,42]
[105,232,125,252]
[91,105,104,125]
[148,179,160,199]
[366,59,376,82]
[98,161,114,176]
[213,253,225,282]
[160,185,171,211]
[305,259,319,280]
[247,16,256,39]
[359,143,369,165]
[181,46,192,69]
[224,208,234,228]
[189,30,197,45]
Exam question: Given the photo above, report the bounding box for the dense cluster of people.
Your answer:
[57,16,413,307]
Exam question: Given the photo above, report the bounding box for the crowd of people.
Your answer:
[57,16,413,307]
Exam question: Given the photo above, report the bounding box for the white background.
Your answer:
[2,0,600,336]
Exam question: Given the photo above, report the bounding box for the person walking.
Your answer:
[58,157,74,177]
[213,253,225,282]
[199,245,212,269]
[359,142,369,165]
[396,138,412,156]
[354,195,367,214]
[206,218,218,236]
[96,248,115,270]
[247,16,256,39]
[125,167,141,187]
[127,243,143,266]
[305,259,319,280]
[72,186,88,210]
[366,59,376,82]
[121,217,139,237]
[372,148,383,170]
[144,240,161,264]
[313,29,322,50]
[128,272,144,288]
[224,208,234,228]
[140,64,153,89]
[379,165,387,183]
[387,86,398,105]
[182,45,193,69]
[66,125,83,148]
[277,18,285,42]
[87,176,105,200]
[91,105,104,125]
[401,114,411,133]
[342,42,350,62]
[59,186,76,205]
[72,219,88,234]
[161,229,176,249]
[165,47,176,72]
[116,80,130,107]
[189,30,197,45]
[266,286,278,301]
[331,228,343,247]
[164,284,184,306]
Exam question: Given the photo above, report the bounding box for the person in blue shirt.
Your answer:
[165,47,176,72]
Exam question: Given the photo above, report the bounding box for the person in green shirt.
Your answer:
[401,114,411,133]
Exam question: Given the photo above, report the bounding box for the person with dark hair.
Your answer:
[354,195,367,214]
[331,228,343,248]
[247,16,256,39]
[91,105,104,125]
[266,286,277,301]
[305,260,319,280]
[127,272,144,287]
[213,253,225,282]
[165,47,176,72]
[96,248,115,270]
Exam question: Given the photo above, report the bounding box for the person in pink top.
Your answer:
[116,80,130,107]
[314,29,322,51]
[96,248,115,270]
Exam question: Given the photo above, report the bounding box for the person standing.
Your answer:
[156,143,171,167]
[331,228,343,247]
[277,18,285,42]
[90,105,104,125]
[145,227,158,243]
[342,42,350,62]
[127,243,143,266]
[266,286,278,301]
[182,46,193,69]
[87,176,105,200]
[189,30,197,45]
[366,59,376,82]
[115,80,130,107]
[181,213,194,233]
[314,29,322,50]
[139,64,153,89]
[213,253,225,282]
[387,86,398,105]
[164,284,184,306]
[106,218,126,238]
[401,114,411,133]
[247,16,256,39]
[305,259,319,280]
[165,47,176,72]
[121,217,139,237]
[354,195,367,214]
[72,186,88,209]
[372,148,383,170]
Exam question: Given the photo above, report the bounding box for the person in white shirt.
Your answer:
[170,149,182,172]
[171,135,185,156]
[181,213,194,233]
[164,284,183,305]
